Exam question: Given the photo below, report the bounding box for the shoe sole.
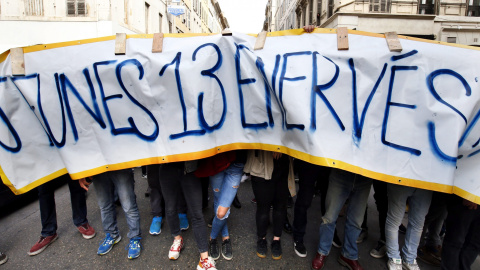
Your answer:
[272,254,282,260]
[256,252,266,258]
[222,252,233,261]
[0,256,7,265]
[28,235,58,256]
[294,248,307,258]
[337,257,353,270]
[82,232,96,240]
[149,230,161,235]
[97,236,122,255]
[169,246,184,260]
[332,242,342,248]
[370,251,386,259]
[180,226,189,231]
[128,252,141,260]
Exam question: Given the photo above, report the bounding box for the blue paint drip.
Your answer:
[391,50,418,61]
[94,60,119,141]
[193,43,227,132]
[310,53,344,131]
[459,107,480,148]
[0,77,22,152]
[255,57,274,127]
[472,137,480,148]
[381,66,421,156]
[426,69,470,124]
[427,121,457,163]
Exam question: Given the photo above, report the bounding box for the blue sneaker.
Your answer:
[179,213,189,231]
[97,233,122,255]
[149,216,162,235]
[127,237,142,259]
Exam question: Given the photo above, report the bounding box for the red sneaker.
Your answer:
[28,234,58,256]
[77,223,96,239]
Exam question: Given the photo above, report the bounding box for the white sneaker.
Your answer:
[387,258,402,270]
[402,259,421,270]
[168,237,184,260]
[197,256,217,270]
[240,174,250,183]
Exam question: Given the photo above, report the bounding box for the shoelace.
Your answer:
[201,258,215,269]
[171,239,182,251]
[127,239,142,251]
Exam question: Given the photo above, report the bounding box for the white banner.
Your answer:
[0,29,479,203]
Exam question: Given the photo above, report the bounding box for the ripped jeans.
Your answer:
[209,163,244,239]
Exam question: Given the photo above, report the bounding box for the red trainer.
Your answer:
[78,223,96,239]
[197,256,217,270]
[28,234,58,256]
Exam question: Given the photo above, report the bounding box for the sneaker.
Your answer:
[197,256,217,270]
[240,174,250,183]
[221,239,233,260]
[0,252,7,265]
[256,238,267,258]
[356,228,368,243]
[294,241,307,257]
[271,240,282,260]
[209,239,220,260]
[149,216,162,235]
[179,213,189,231]
[142,174,147,178]
[332,232,343,248]
[402,259,420,270]
[417,246,441,266]
[283,220,293,234]
[387,258,402,270]
[97,234,122,255]
[28,234,58,256]
[251,198,257,204]
[399,224,407,234]
[208,216,213,228]
[77,223,96,239]
[370,240,387,258]
[169,237,184,260]
[127,237,141,259]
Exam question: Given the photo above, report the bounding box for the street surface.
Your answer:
[0,167,478,269]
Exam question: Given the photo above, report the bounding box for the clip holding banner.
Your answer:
[385,32,403,52]
[11,48,25,76]
[115,33,127,55]
[337,27,349,51]
[152,33,164,53]
[222,29,232,36]
[254,31,268,50]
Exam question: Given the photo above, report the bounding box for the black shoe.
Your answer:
[209,239,220,260]
[221,239,233,260]
[232,194,241,209]
[399,224,407,234]
[332,232,343,248]
[294,241,307,257]
[256,238,267,258]
[208,216,213,228]
[271,240,282,260]
[283,221,293,234]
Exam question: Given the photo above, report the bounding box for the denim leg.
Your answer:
[38,180,58,237]
[342,175,372,260]
[210,170,225,239]
[385,184,413,260]
[112,170,141,239]
[68,178,88,227]
[317,169,353,256]
[93,174,119,238]
[159,164,181,237]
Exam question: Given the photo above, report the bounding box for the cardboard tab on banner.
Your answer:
[337,27,349,50]
[385,32,402,52]
[115,33,127,55]
[152,33,164,53]
[254,31,268,50]
[222,29,232,36]
[11,48,25,76]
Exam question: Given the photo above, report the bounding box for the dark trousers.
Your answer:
[38,175,88,237]
[372,180,388,241]
[292,159,331,242]
[441,196,480,270]
[159,163,208,253]
[147,164,188,217]
[251,155,290,239]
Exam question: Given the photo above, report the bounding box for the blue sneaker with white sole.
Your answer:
[179,213,189,231]
[149,216,162,235]
[127,237,142,259]
[97,233,122,255]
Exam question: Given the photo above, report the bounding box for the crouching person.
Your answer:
[79,169,142,259]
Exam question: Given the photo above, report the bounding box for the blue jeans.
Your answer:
[209,163,244,239]
[317,168,372,260]
[385,184,432,263]
[93,170,141,239]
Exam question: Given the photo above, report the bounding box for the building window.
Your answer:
[145,2,150,34]
[418,0,435,14]
[369,0,391,12]
[159,13,163,33]
[447,37,457,43]
[468,0,480,16]
[67,0,86,16]
[25,0,44,16]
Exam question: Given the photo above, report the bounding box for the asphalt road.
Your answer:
[0,168,478,269]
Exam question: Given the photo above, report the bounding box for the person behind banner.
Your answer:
[311,168,373,270]
[159,160,216,270]
[79,169,142,260]
[28,174,96,256]
[244,150,295,260]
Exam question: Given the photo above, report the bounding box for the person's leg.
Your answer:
[67,177,88,227]
[459,211,480,270]
[372,180,388,242]
[38,180,58,237]
[293,160,322,243]
[159,164,181,238]
[385,184,414,261]
[112,169,141,239]
[271,156,290,239]
[424,192,448,249]
[93,173,119,237]
[201,176,210,209]
[147,164,163,217]
[209,170,226,240]
[180,172,209,254]
[317,169,353,256]
[341,175,372,260]
[251,176,275,239]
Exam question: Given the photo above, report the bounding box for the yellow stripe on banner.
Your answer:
[0,49,9,65]
[0,167,68,195]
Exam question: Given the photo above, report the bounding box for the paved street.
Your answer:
[0,167,478,269]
